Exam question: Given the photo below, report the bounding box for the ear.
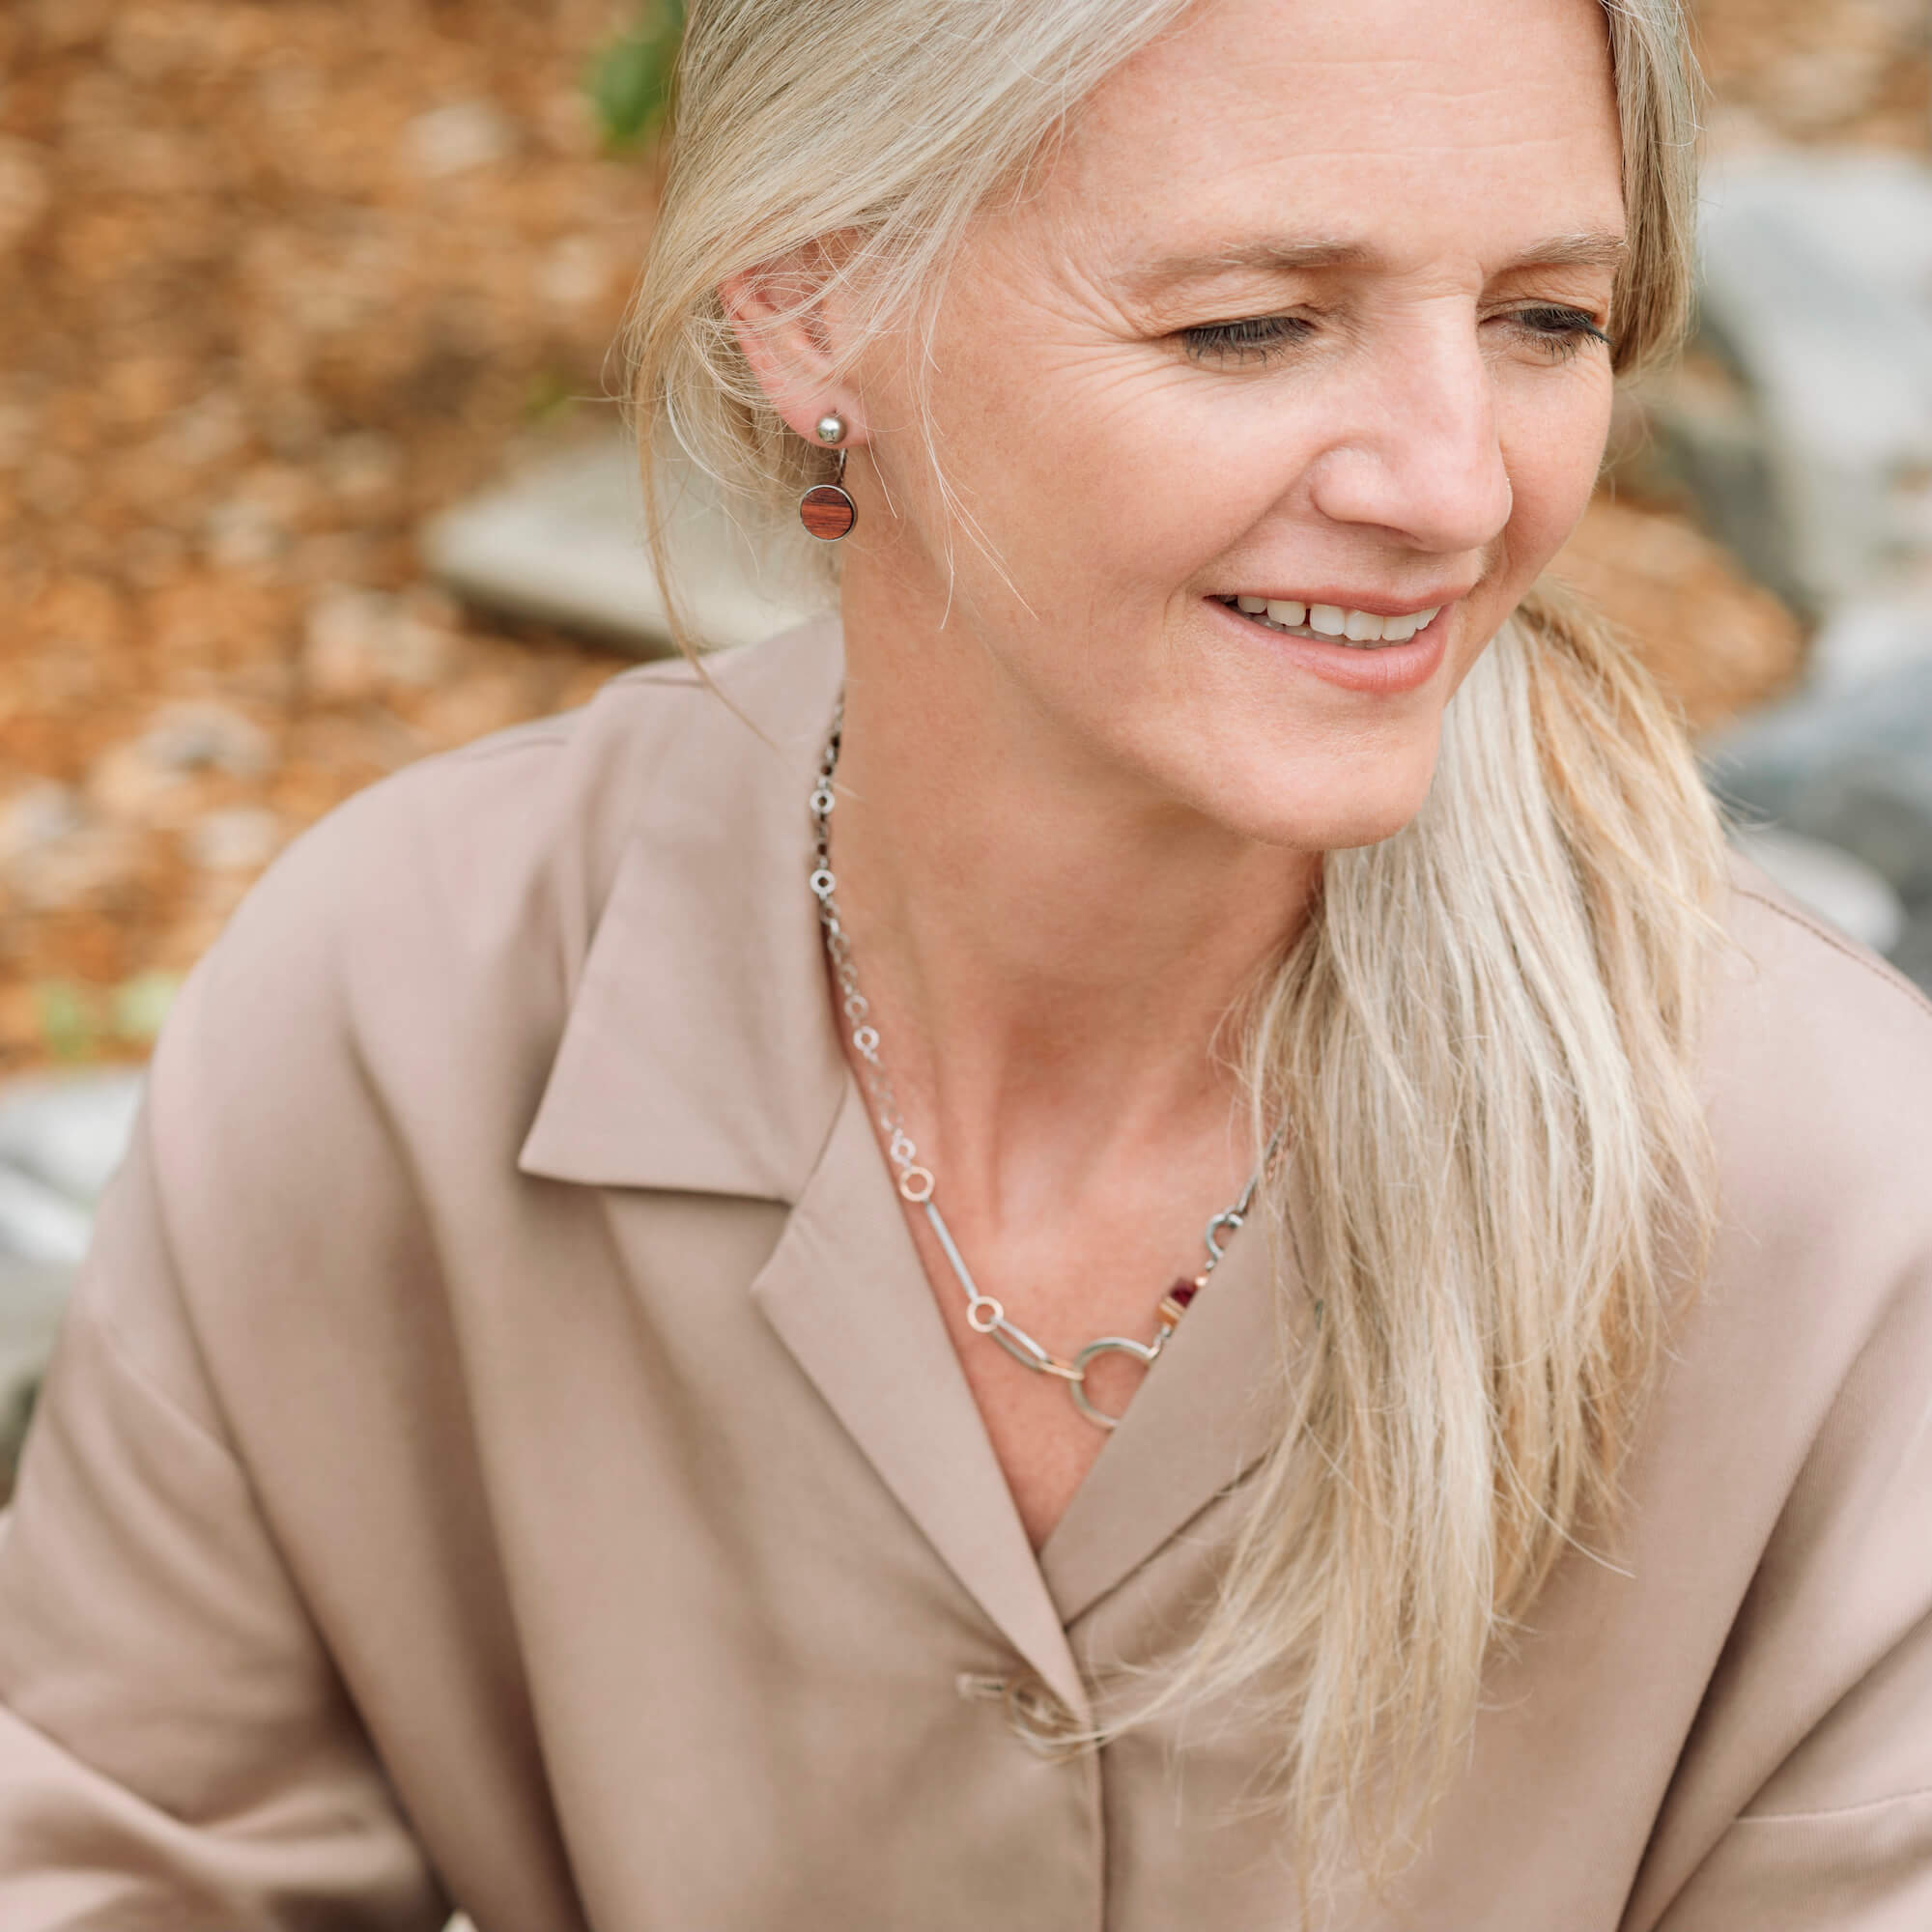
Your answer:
[720,242,868,445]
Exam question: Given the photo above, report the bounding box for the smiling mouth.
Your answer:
[1216,594,1442,649]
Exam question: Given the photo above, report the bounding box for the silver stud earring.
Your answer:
[800,412,857,542]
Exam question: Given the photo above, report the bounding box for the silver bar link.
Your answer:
[988,1317,1083,1382]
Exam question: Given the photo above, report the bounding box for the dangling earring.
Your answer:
[799,412,857,542]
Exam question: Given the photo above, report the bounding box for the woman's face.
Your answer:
[841,0,1627,853]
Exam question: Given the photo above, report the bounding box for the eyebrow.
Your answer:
[1123,230,1629,290]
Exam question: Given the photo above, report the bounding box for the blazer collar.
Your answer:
[517,618,849,1201]
[515,617,1289,1682]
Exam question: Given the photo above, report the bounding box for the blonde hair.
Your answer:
[628,0,1723,1890]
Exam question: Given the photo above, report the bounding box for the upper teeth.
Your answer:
[1230,595,1440,646]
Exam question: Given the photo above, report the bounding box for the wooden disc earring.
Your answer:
[799,412,857,542]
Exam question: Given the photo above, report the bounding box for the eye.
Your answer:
[1502,304,1612,361]
[1179,314,1315,366]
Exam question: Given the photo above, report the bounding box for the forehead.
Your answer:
[1039,0,1625,279]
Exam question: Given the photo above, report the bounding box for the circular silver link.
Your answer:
[1068,1335,1163,1430]
[809,702,1280,1431]
[965,1294,1006,1333]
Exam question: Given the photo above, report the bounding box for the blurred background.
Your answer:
[0,0,1930,1489]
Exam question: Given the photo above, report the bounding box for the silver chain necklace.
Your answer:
[808,711,1275,1432]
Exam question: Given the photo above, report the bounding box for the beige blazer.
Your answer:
[1,619,1929,1930]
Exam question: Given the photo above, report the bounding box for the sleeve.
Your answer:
[1648,1241,1932,1930]
[1659,1793,1932,1931]
[0,1094,450,1931]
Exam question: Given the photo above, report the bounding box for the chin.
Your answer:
[1179,736,1445,856]
[1266,798,1433,856]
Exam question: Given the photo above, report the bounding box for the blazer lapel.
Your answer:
[1039,1208,1296,1625]
[515,621,1084,1715]
[751,1078,1089,1719]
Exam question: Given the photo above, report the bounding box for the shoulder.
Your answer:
[139,619,840,1261]
[1614,869,1932,1898]
[249,619,837,957]
[1687,852,1932,1525]
[1718,856,1932,1063]
[182,618,838,1027]
[1704,857,1932,1280]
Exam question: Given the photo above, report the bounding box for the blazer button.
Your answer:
[1001,1673,1088,1760]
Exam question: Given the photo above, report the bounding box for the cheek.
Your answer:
[899,284,1255,614]
[882,400,1204,639]
[1500,365,1615,577]
[937,374,1311,631]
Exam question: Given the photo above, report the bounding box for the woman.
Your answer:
[1,0,1927,1924]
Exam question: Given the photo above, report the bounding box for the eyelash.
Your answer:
[1180,305,1611,365]
[1180,315,1314,365]
[1509,305,1614,360]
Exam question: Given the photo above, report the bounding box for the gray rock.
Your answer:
[0,1168,93,1267]
[0,1073,144,1486]
[0,1070,144,1206]
[1728,825,1906,955]
[1808,595,1932,696]
[1637,355,1804,617]
[1889,908,1932,996]
[0,1258,71,1485]
[1706,657,1932,904]
[1695,153,1932,609]
[1783,764,1932,906]
[1703,150,1932,307]
[421,434,823,656]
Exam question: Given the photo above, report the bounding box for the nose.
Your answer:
[1303,315,1515,556]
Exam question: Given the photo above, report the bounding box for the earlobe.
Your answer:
[719,254,867,447]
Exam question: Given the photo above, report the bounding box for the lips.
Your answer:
[1208,591,1452,696]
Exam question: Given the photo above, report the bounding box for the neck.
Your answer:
[830,575,1317,1217]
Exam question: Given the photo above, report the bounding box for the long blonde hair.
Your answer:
[628,0,1724,1888]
